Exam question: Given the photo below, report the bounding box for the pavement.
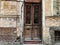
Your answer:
[55,42,60,45]
[0,41,43,45]
[0,41,20,45]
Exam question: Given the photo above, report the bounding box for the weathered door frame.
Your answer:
[23,2,42,42]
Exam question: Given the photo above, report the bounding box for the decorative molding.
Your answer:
[50,26,60,30]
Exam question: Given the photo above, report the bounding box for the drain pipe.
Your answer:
[18,0,24,45]
[20,1,24,44]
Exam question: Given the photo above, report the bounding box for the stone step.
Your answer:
[23,44,43,45]
[24,41,42,44]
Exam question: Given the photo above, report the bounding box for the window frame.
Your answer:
[34,5,40,24]
[51,0,60,16]
[24,4,32,25]
[25,5,31,24]
[24,3,40,25]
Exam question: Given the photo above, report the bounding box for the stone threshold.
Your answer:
[23,44,43,45]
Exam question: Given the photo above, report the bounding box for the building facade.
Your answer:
[0,0,60,45]
[44,0,60,45]
[0,0,20,42]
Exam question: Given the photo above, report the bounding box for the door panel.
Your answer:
[25,28,31,38]
[33,28,39,39]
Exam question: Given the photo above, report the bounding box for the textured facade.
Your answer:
[0,1,20,42]
[44,0,60,45]
[0,0,60,45]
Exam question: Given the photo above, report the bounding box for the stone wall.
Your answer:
[0,4,20,40]
[46,17,60,27]
[43,0,60,45]
[0,17,16,27]
[44,0,60,45]
[45,17,60,45]
[0,1,20,42]
[0,17,20,41]
[43,0,52,45]
[45,0,51,16]
[0,1,19,15]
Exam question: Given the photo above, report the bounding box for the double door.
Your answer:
[24,3,42,41]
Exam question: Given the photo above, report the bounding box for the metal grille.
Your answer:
[55,31,60,42]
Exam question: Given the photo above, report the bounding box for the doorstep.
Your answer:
[23,44,43,45]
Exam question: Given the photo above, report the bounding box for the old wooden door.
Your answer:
[24,3,42,43]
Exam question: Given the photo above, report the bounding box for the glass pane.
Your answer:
[34,5,39,24]
[26,5,31,24]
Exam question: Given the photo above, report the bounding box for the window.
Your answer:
[34,5,39,24]
[55,31,60,42]
[53,0,60,15]
[25,4,40,24]
[26,5,31,24]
